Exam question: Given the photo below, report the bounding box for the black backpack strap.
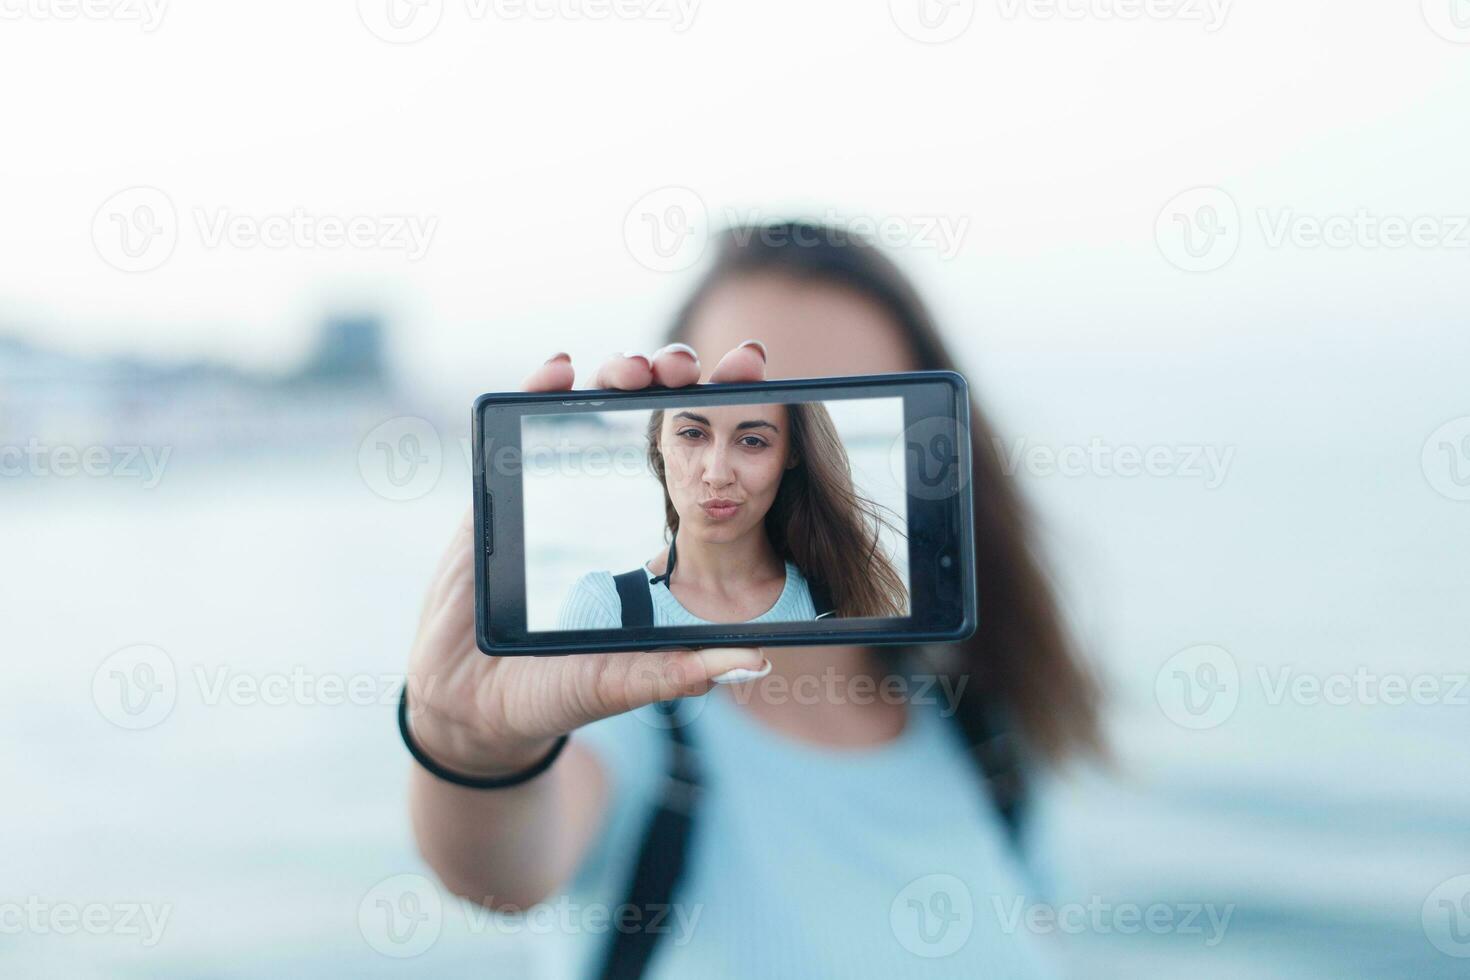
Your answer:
[594,701,701,980]
[613,569,654,629]
[807,576,836,620]
[951,687,1029,848]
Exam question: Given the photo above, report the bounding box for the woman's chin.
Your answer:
[684,519,748,543]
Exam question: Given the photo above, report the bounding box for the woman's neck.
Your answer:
[722,643,910,749]
[662,524,784,594]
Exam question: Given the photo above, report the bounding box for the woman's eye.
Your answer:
[739,436,769,449]
[676,428,706,441]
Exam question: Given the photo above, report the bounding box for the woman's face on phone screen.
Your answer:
[659,404,792,543]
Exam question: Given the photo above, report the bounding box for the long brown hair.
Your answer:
[645,402,909,618]
[662,223,1103,766]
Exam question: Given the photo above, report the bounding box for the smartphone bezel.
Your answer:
[473,370,976,655]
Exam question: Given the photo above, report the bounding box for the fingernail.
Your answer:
[712,658,773,685]
[544,352,571,365]
[737,339,768,362]
[621,352,652,368]
[654,342,701,365]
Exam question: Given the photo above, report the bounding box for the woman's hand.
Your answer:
[405,341,771,778]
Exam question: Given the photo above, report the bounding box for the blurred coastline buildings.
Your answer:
[0,316,416,461]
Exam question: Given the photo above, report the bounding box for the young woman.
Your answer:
[554,400,909,632]
[404,224,1101,978]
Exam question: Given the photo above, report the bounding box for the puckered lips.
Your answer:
[699,497,740,521]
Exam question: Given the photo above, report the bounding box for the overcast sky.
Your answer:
[3,0,1467,398]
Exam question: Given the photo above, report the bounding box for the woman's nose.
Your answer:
[701,443,734,485]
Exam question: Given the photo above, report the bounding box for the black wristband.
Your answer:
[398,684,569,789]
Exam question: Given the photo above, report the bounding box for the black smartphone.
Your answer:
[472,370,976,655]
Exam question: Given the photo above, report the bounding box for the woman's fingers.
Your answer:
[522,353,576,393]
[584,647,771,719]
[706,339,769,384]
[580,341,763,391]
[650,343,702,388]
[590,353,654,390]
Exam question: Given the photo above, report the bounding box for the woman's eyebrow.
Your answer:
[672,410,779,433]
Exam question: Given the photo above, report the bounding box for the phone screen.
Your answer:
[519,396,911,631]
[474,372,974,654]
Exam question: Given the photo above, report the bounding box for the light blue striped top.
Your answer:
[555,560,819,629]
[545,560,1060,978]
[554,682,1061,979]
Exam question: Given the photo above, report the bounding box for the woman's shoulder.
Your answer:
[759,560,817,621]
[555,570,622,630]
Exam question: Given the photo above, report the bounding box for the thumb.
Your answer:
[589,647,770,719]
[693,648,774,686]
